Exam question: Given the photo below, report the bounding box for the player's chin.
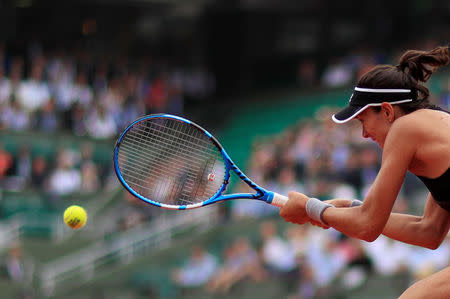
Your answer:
[372,139,383,148]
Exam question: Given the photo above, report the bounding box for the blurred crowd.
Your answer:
[171,220,450,298]
[0,42,215,137]
[297,38,449,103]
[0,140,118,207]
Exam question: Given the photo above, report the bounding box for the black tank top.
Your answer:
[417,168,450,211]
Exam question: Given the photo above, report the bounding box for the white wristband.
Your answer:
[305,198,334,225]
[350,199,363,207]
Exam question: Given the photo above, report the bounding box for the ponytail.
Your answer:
[397,46,449,82]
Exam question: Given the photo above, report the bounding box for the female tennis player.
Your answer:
[280,45,449,298]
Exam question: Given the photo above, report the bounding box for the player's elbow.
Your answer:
[356,222,383,243]
[353,206,387,242]
[425,241,441,250]
[422,232,446,250]
[358,230,381,243]
[418,218,448,250]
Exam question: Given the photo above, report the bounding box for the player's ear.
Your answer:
[380,102,395,122]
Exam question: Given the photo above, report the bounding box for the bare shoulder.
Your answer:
[384,109,444,156]
[385,110,450,176]
[388,111,421,139]
[391,109,449,138]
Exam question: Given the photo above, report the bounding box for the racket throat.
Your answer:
[257,191,273,202]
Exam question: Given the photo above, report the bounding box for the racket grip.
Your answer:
[270,192,289,207]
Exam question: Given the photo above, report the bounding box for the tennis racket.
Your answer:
[113,114,288,210]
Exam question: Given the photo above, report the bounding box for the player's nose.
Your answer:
[362,127,369,138]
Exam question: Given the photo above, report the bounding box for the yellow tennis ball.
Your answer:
[63,205,87,229]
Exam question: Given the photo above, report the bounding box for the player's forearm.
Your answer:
[308,199,357,229]
[309,198,386,241]
[382,212,449,249]
[321,206,386,242]
[381,213,424,244]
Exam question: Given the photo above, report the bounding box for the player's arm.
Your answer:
[281,131,411,240]
[320,154,407,241]
[382,193,450,249]
[319,120,416,242]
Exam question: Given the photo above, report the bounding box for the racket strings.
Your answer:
[137,120,217,151]
[120,130,218,165]
[118,152,213,198]
[121,121,220,180]
[118,118,226,206]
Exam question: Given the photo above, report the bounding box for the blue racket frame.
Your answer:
[113,114,279,210]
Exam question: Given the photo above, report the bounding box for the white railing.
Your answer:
[0,217,22,251]
[0,190,22,250]
[40,206,219,296]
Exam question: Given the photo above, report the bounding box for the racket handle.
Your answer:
[270,192,288,207]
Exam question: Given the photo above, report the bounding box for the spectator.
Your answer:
[207,237,266,294]
[76,142,95,167]
[16,63,50,113]
[341,146,363,194]
[70,102,88,136]
[171,245,218,288]
[47,56,77,112]
[259,221,299,278]
[2,243,34,285]
[336,237,374,291]
[321,58,353,88]
[34,98,59,133]
[0,64,11,104]
[297,59,317,88]
[289,258,317,299]
[359,145,381,197]
[1,96,31,131]
[0,142,13,180]
[30,155,48,190]
[14,144,32,184]
[85,103,117,139]
[117,94,143,132]
[80,162,100,194]
[145,75,169,114]
[98,77,124,123]
[272,167,305,198]
[8,57,24,98]
[71,71,93,108]
[304,229,347,294]
[363,235,410,277]
[48,149,81,196]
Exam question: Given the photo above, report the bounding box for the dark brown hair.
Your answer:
[357,46,449,114]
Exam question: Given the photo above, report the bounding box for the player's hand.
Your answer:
[324,198,352,208]
[279,191,310,225]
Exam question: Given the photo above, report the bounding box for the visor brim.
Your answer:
[332,105,370,124]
